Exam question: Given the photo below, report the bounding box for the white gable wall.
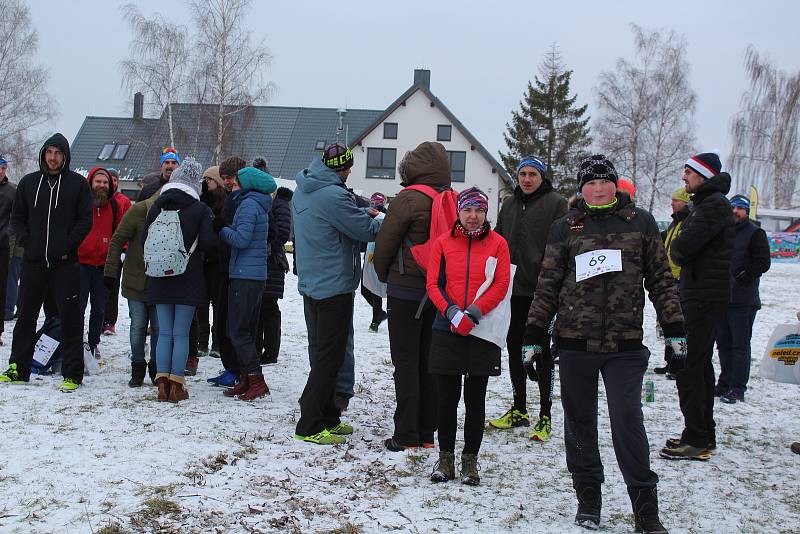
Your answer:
[348,89,505,221]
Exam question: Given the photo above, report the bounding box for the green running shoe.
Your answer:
[530,415,551,442]
[294,429,346,445]
[59,378,81,392]
[328,421,354,435]
[0,363,25,384]
[488,408,530,429]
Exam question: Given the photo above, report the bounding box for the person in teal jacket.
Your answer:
[293,144,381,444]
[218,166,276,401]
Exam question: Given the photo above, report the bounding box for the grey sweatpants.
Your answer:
[559,348,658,489]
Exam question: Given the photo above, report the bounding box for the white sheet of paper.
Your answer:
[451,310,464,327]
[33,334,59,366]
[575,249,622,283]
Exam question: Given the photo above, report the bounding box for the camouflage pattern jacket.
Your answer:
[524,194,684,353]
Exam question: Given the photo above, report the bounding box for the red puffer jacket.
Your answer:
[426,223,511,331]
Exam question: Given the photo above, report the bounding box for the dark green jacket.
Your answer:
[104,192,160,301]
[495,180,567,296]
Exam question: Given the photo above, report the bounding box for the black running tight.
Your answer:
[436,374,489,455]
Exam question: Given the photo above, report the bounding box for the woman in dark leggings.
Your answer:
[425,187,511,485]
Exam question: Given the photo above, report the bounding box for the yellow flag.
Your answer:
[749,186,758,221]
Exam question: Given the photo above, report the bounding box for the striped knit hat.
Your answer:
[457,186,489,212]
[685,152,721,179]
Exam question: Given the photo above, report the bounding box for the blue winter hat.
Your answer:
[237,166,277,195]
[516,155,546,174]
[160,147,181,165]
[730,194,750,211]
[0,155,6,167]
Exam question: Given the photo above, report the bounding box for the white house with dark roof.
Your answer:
[348,69,513,220]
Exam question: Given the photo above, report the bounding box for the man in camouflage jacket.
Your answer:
[524,155,683,532]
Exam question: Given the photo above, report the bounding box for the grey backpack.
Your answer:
[143,209,197,277]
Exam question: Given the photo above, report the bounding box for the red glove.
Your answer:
[450,313,475,337]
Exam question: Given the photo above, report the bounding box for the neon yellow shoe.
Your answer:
[59,378,81,392]
[294,429,346,445]
[488,408,530,430]
[530,416,551,442]
[328,421,354,435]
[0,363,25,384]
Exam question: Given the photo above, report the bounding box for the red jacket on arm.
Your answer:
[78,201,124,266]
[426,225,511,328]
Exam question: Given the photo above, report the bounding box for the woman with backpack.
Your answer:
[425,187,511,485]
[142,157,215,402]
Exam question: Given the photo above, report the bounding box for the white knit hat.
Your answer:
[168,156,203,196]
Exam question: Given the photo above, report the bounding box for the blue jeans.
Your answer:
[79,264,110,349]
[128,299,158,364]
[5,255,21,318]
[155,304,195,377]
[716,306,758,395]
[304,293,355,399]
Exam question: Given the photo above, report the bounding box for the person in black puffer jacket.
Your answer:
[143,158,215,402]
[256,186,293,364]
[714,194,770,404]
[3,133,92,390]
[661,152,734,461]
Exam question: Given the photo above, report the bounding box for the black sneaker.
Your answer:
[384,437,416,452]
[660,443,711,461]
[713,384,727,397]
[720,390,744,404]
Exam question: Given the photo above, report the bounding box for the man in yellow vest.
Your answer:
[655,187,690,376]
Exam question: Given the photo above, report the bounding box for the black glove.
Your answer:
[734,269,755,286]
[213,217,228,233]
[666,337,688,374]
[103,276,116,292]
[522,345,541,381]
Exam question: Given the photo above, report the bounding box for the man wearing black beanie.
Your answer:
[661,152,734,460]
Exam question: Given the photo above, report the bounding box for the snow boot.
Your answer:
[237,373,270,401]
[185,355,199,376]
[223,372,249,397]
[147,358,157,384]
[430,451,455,483]
[128,362,147,387]
[155,376,170,402]
[460,453,480,486]
[628,486,668,534]
[574,483,602,530]
[168,378,189,403]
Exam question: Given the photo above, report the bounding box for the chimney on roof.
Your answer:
[133,92,144,121]
[414,69,430,89]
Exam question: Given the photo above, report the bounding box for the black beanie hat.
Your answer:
[685,152,721,179]
[577,154,619,190]
[322,143,354,172]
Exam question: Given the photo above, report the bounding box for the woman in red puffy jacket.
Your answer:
[425,186,511,486]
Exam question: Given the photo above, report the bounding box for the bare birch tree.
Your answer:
[728,46,800,209]
[595,24,697,211]
[0,0,57,173]
[191,0,275,164]
[119,3,189,148]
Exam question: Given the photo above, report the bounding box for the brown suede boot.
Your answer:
[155,376,170,402]
[238,373,270,401]
[168,378,189,403]
[223,373,249,397]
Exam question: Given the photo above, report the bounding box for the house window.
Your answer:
[383,122,398,139]
[97,144,115,161]
[448,151,466,182]
[366,148,397,179]
[111,144,130,160]
[437,124,452,142]
[315,140,326,150]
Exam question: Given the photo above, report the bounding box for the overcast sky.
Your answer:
[27,0,800,179]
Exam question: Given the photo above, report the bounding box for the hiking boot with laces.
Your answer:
[294,429,346,445]
[530,415,552,442]
[59,378,80,392]
[0,363,25,384]
[629,486,668,534]
[488,407,530,429]
[460,453,480,486]
[430,451,455,483]
[575,483,602,530]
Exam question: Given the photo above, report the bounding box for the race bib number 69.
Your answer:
[575,249,622,282]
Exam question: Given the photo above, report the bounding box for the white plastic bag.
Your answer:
[759,323,800,385]
[362,242,387,298]
[83,345,103,375]
[469,257,516,349]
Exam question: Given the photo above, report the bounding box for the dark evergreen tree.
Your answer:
[501,45,592,197]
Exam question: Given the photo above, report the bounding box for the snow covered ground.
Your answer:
[0,261,798,534]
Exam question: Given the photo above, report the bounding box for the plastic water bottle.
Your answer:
[644,380,655,402]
